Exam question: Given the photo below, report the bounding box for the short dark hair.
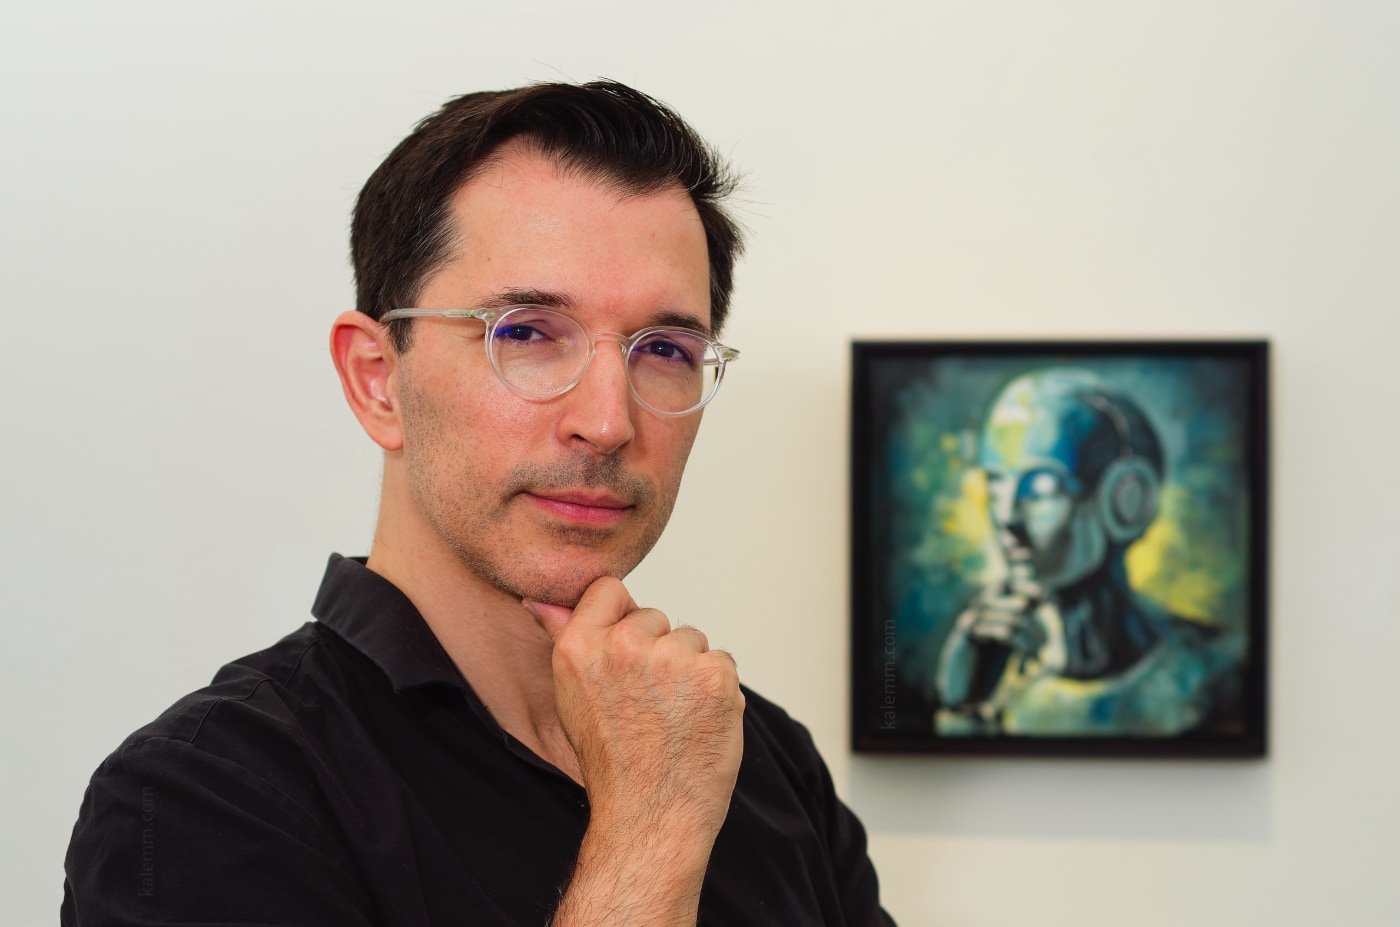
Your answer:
[351,80,744,349]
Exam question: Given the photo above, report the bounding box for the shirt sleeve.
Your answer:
[62,735,380,926]
[807,741,897,927]
[743,689,898,927]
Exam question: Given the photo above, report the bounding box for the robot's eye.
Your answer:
[1019,469,1066,500]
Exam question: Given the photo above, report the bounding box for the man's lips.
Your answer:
[523,490,634,526]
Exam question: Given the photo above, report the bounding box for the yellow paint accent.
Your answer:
[1125,485,1218,622]
[945,468,992,544]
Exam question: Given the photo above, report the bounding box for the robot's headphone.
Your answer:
[1076,391,1160,545]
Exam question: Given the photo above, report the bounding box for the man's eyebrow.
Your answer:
[480,288,576,311]
[482,289,712,338]
[649,310,712,338]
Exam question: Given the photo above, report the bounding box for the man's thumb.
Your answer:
[523,599,574,641]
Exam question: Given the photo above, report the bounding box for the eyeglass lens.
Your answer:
[490,307,721,414]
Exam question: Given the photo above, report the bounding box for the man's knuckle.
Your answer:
[613,618,653,653]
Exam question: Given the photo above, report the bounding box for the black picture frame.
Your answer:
[850,340,1268,757]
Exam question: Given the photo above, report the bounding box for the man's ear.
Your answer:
[330,310,404,452]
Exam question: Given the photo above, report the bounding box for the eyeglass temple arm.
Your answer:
[378,308,496,323]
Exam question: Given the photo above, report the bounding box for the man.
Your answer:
[935,368,1242,736]
[63,81,893,926]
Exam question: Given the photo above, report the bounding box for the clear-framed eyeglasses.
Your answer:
[378,305,740,417]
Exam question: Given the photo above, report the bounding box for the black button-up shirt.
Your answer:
[63,555,893,925]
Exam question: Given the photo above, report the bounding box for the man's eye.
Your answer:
[634,335,699,368]
[495,323,548,343]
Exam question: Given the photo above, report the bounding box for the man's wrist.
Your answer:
[583,799,722,872]
[552,812,716,927]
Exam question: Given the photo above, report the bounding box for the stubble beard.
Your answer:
[456,454,674,607]
[397,365,688,608]
[404,430,677,609]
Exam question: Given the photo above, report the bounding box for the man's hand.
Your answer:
[525,576,744,927]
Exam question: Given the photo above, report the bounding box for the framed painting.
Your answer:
[850,341,1268,756]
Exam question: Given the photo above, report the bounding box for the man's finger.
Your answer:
[622,607,672,639]
[705,650,745,711]
[667,625,710,652]
[706,648,737,670]
[571,576,639,628]
[528,576,639,644]
[523,600,574,640]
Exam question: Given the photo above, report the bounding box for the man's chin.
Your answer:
[463,514,667,608]
[505,562,627,609]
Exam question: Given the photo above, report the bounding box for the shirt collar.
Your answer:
[311,554,468,694]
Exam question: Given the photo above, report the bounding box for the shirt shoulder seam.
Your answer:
[186,632,323,742]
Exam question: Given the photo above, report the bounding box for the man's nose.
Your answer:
[556,342,636,454]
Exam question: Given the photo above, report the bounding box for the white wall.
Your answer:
[4,2,1397,924]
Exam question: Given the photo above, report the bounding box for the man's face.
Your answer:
[392,146,712,606]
